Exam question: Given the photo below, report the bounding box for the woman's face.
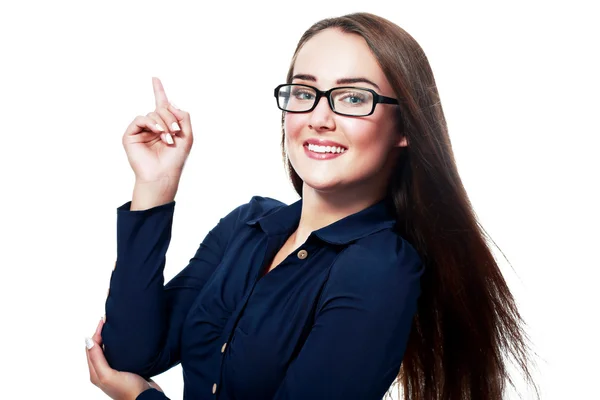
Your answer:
[285,28,407,198]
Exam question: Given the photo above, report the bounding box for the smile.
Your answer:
[303,144,347,160]
[306,143,347,154]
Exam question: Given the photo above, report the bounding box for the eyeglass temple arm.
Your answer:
[376,95,399,105]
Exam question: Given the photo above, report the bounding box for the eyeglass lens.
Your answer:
[277,85,374,116]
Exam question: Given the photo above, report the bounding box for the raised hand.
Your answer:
[122,77,194,185]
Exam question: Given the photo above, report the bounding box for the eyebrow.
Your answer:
[291,74,381,91]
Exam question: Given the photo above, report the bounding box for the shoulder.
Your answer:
[324,231,424,303]
[205,195,287,244]
[238,195,287,221]
[337,230,422,275]
[219,195,287,226]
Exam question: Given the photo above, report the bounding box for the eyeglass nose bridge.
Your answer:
[310,88,338,114]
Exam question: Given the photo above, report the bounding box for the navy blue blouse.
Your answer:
[103,195,423,400]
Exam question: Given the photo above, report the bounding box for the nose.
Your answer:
[308,95,336,131]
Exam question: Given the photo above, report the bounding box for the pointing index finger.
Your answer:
[152,77,169,108]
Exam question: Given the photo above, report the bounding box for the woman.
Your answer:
[86,12,537,400]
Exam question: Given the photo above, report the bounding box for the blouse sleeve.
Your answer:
[102,200,246,378]
[272,242,424,400]
[136,388,171,400]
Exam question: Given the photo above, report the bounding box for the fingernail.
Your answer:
[166,133,174,144]
[85,337,95,350]
[171,122,181,131]
[102,315,106,323]
[155,124,165,132]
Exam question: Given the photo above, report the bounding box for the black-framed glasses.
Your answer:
[274,83,399,117]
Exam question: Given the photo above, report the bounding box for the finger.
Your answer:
[145,112,175,145]
[124,115,166,137]
[93,318,104,346]
[86,344,100,385]
[86,337,115,383]
[146,111,168,133]
[155,106,181,135]
[152,77,169,109]
[167,103,193,141]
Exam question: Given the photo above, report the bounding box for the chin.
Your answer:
[289,156,348,193]
[299,175,345,193]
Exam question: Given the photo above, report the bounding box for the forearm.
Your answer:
[103,200,176,375]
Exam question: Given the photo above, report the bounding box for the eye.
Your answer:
[344,95,364,104]
[291,88,315,101]
[339,92,367,105]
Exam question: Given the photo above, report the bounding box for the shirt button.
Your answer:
[212,383,217,394]
[297,249,308,259]
[221,342,227,353]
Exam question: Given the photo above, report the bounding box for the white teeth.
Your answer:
[307,143,346,154]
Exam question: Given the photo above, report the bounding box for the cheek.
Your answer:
[337,118,377,148]
[340,118,396,163]
[284,113,306,138]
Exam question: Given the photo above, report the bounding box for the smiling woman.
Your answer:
[87,11,538,400]
[282,28,407,198]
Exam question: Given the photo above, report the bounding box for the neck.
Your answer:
[290,183,386,247]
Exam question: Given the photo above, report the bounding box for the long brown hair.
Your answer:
[281,12,538,400]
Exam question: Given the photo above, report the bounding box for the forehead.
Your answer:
[293,28,388,89]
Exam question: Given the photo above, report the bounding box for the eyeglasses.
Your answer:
[274,83,399,117]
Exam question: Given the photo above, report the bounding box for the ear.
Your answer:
[394,135,408,148]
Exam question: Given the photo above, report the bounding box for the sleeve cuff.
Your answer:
[136,388,170,400]
[117,200,176,213]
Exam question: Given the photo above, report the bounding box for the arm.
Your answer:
[86,318,172,400]
[272,242,424,400]
[102,199,245,378]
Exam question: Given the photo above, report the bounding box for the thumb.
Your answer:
[167,103,192,141]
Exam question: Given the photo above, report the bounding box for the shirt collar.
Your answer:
[246,197,396,245]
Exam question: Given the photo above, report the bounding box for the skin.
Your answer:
[283,28,407,250]
[86,28,408,397]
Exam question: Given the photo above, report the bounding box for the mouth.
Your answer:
[303,142,348,155]
[303,142,348,160]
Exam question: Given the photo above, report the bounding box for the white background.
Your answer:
[0,0,598,398]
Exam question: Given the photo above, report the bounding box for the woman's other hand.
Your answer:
[86,318,164,399]
[122,77,194,184]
